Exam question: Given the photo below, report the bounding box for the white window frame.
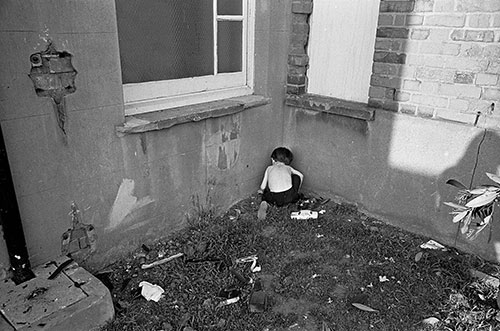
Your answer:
[122,0,255,116]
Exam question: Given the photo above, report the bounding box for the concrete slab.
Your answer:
[0,256,114,331]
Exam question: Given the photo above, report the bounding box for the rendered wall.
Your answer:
[284,0,500,262]
[0,0,290,268]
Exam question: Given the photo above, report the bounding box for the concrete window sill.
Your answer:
[116,95,271,136]
[286,93,376,121]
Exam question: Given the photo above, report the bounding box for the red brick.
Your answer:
[377,27,410,39]
[292,22,309,35]
[411,93,449,107]
[399,104,417,114]
[476,73,499,85]
[468,14,492,28]
[288,54,309,66]
[406,15,424,25]
[373,63,401,76]
[453,72,475,84]
[287,84,306,95]
[379,14,395,26]
[370,74,402,88]
[434,0,455,12]
[291,1,313,14]
[373,51,407,64]
[482,88,500,100]
[287,74,306,85]
[414,0,434,12]
[456,0,500,12]
[411,29,430,40]
[425,15,466,27]
[379,1,415,13]
[439,83,482,98]
[394,90,411,101]
[416,105,436,118]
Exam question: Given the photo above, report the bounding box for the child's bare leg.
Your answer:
[258,201,268,220]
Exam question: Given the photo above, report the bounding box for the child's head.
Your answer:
[271,147,293,165]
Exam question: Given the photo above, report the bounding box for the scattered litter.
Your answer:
[352,303,379,313]
[291,210,318,220]
[312,274,320,278]
[367,283,373,288]
[249,291,267,312]
[141,252,184,269]
[218,288,241,299]
[316,234,324,238]
[319,209,326,214]
[230,268,252,284]
[420,240,447,251]
[379,276,389,282]
[422,317,440,325]
[235,254,261,272]
[217,296,240,308]
[415,251,423,262]
[469,269,500,287]
[139,281,164,302]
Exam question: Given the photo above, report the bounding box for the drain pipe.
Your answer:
[0,125,35,284]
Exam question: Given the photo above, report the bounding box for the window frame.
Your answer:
[120,0,255,116]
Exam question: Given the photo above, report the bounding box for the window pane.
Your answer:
[117,0,214,84]
[217,0,242,15]
[217,21,242,73]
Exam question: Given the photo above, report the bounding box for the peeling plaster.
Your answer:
[107,179,154,230]
[207,116,241,170]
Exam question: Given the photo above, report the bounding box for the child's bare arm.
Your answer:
[290,167,304,181]
[258,167,270,193]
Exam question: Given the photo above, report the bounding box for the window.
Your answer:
[116,0,255,115]
[307,0,379,103]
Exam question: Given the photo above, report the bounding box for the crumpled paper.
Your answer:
[139,281,164,302]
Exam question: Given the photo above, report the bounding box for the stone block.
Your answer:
[420,81,440,94]
[0,256,114,331]
[394,90,411,101]
[416,67,455,82]
[449,98,471,111]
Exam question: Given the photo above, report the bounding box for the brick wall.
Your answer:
[369,0,500,127]
[287,0,312,95]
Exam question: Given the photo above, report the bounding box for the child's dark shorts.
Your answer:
[262,174,301,207]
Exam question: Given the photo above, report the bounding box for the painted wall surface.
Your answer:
[284,108,500,262]
[0,0,291,268]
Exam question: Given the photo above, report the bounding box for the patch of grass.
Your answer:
[99,195,500,331]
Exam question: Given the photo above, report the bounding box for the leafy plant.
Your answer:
[444,173,500,241]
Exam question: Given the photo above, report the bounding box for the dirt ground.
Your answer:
[98,194,500,331]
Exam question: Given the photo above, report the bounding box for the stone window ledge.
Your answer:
[116,95,270,136]
[286,93,376,121]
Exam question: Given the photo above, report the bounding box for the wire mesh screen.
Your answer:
[217,21,242,73]
[116,0,214,84]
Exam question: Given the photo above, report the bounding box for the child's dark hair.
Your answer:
[271,147,293,165]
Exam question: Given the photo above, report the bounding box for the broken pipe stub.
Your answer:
[28,42,77,135]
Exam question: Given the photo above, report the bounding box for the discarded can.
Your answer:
[291,210,318,220]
